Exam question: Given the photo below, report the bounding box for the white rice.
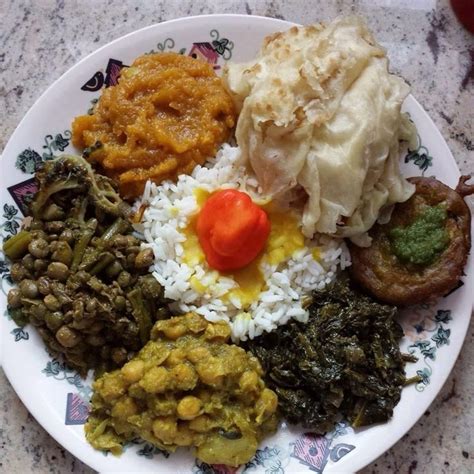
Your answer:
[135,145,351,341]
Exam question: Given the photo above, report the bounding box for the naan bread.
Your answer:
[223,16,415,244]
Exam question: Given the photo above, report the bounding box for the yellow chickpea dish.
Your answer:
[85,313,279,467]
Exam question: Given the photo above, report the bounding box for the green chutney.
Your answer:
[389,205,450,266]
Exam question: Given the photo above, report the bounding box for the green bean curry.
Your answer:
[4,155,171,375]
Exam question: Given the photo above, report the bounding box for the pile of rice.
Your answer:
[136,145,351,341]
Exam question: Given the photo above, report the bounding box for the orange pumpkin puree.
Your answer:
[71,52,236,199]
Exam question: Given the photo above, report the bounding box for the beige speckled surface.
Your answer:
[1,1,473,473]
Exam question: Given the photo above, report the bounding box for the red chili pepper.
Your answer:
[196,189,271,271]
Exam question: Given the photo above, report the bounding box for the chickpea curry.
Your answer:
[85,313,279,467]
[72,52,236,199]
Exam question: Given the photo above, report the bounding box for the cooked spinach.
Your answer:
[246,273,418,433]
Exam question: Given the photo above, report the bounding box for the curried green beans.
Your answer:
[101,217,130,241]
[3,230,32,260]
[71,218,97,272]
[5,155,171,376]
[127,287,153,345]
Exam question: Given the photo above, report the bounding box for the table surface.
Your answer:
[1,0,473,473]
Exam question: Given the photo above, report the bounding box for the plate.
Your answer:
[0,14,473,474]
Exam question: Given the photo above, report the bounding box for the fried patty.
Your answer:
[349,176,473,305]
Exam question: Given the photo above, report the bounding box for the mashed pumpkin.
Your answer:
[72,53,236,199]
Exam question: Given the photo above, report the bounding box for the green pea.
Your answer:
[19,279,38,299]
[45,311,64,331]
[28,238,49,259]
[44,294,62,311]
[56,326,81,348]
[7,289,22,309]
[47,262,70,281]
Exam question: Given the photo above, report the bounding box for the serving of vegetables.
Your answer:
[247,274,420,433]
[4,155,171,375]
[86,313,278,467]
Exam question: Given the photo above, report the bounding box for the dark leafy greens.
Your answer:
[246,274,418,433]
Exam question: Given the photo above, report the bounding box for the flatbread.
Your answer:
[223,16,416,244]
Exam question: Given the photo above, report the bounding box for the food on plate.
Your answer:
[196,189,271,271]
[246,274,419,433]
[72,52,236,199]
[349,176,474,305]
[138,145,351,341]
[85,313,278,466]
[4,155,170,375]
[224,16,416,244]
[27,153,125,219]
[5,14,470,471]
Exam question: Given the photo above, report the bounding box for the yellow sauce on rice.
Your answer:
[182,189,313,309]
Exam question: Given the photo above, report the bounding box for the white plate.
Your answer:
[0,14,472,474]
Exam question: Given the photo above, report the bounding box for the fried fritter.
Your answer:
[349,176,473,305]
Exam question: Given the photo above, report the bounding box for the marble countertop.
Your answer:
[1,0,473,473]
